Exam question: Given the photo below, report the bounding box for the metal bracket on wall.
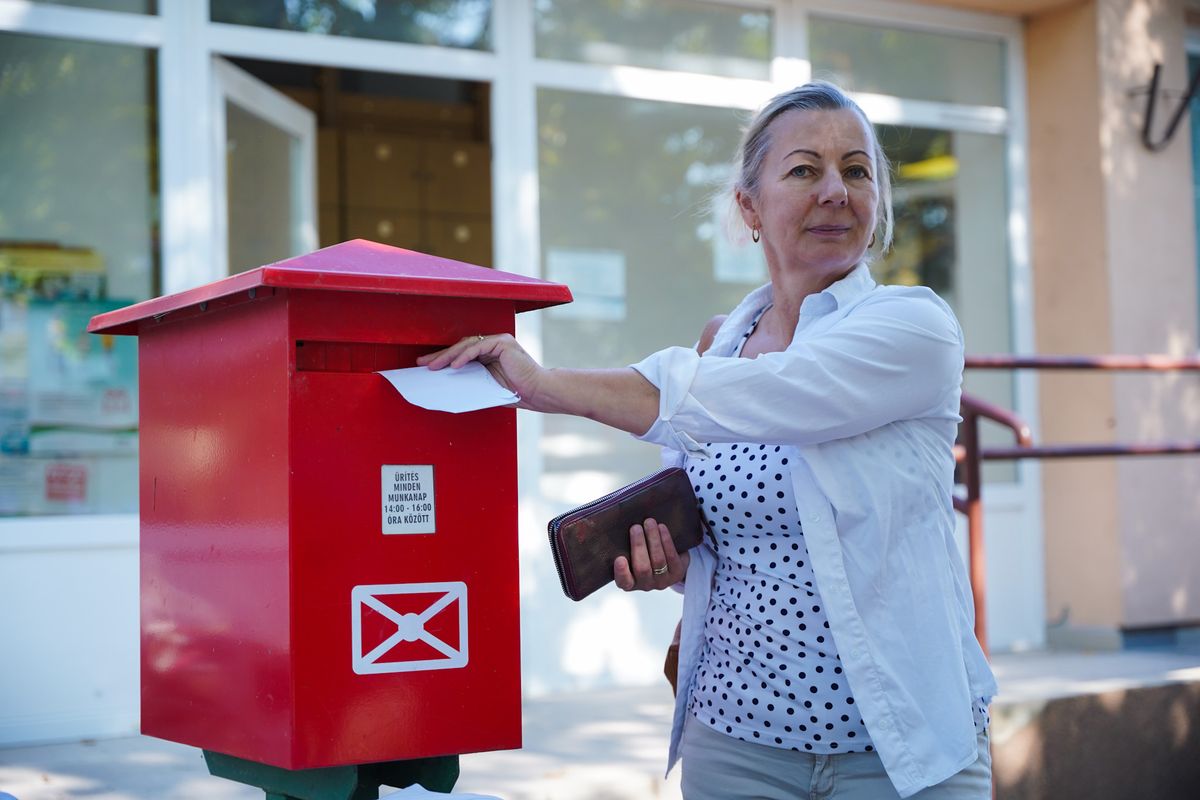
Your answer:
[1138,62,1200,152]
[203,750,460,800]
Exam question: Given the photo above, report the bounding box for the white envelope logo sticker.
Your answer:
[351,582,468,675]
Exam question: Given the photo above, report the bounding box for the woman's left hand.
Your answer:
[614,517,690,591]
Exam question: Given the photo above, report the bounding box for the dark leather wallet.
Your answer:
[547,467,706,601]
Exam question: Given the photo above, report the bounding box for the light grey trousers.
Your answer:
[679,716,992,800]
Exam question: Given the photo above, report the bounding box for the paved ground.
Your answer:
[3,648,1199,800]
[0,686,681,800]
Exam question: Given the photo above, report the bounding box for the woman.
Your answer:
[418,81,995,799]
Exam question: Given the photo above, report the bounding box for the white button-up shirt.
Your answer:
[630,264,996,799]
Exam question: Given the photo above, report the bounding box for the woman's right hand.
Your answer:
[614,517,690,591]
[418,335,661,435]
[416,334,548,412]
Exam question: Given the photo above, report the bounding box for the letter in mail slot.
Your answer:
[351,581,468,675]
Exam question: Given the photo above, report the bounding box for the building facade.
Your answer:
[0,0,1196,746]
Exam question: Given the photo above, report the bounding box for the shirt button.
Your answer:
[811,515,821,523]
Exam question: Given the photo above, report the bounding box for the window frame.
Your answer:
[0,0,1035,599]
[1186,31,1200,324]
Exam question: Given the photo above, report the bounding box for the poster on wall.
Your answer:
[0,297,138,515]
[25,299,138,431]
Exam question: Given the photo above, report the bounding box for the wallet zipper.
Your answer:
[551,467,675,526]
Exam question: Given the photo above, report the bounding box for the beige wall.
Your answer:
[1027,0,1200,642]
[1097,0,1200,628]
[1027,1,1124,639]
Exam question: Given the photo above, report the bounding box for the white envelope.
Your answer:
[351,581,469,675]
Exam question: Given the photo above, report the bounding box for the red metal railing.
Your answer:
[956,355,1200,654]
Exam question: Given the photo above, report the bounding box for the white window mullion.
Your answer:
[1002,19,1046,644]
[772,0,809,90]
[531,59,775,111]
[852,92,1008,135]
[0,0,162,46]
[495,0,551,565]
[1005,32,1036,365]
[207,52,229,281]
[1003,26,1040,441]
[492,3,539,282]
[205,20,496,81]
[159,0,218,294]
[0,515,138,551]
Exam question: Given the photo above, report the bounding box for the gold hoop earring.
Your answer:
[752,228,761,243]
[869,233,877,249]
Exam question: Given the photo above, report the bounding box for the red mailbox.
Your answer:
[88,240,571,770]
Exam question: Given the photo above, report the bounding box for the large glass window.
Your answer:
[875,125,1014,480]
[0,32,156,516]
[534,0,772,80]
[809,16,1006,107]
[210,0,492,50]
[537,89,763,507]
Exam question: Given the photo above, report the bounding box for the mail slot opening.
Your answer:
[295,340,440,372]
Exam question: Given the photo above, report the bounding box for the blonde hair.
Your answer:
[725,81,893,256]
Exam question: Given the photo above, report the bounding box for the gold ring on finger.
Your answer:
[652,565,669,576]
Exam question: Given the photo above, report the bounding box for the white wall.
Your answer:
[0,522,139,745]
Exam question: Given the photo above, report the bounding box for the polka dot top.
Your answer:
[683,306,871,753]
[684,305,991,754]
[686,443,874,753]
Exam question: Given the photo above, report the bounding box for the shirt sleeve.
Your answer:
[630,289,963,452]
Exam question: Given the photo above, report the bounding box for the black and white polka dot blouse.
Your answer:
[686,436,874,753]
[684,306,872,754]
[684,306,990,754]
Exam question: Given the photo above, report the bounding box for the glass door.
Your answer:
[211,57,317,276]
[809,11,1041,651]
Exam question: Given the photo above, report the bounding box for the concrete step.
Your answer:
[990,648,1200,800]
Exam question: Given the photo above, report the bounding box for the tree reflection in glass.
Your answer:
[210,0,493,50]
[534,0,771,80]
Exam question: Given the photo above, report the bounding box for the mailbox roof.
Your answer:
[88,240,574,335]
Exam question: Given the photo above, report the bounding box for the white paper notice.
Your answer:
[382,465,435,534]
[378,362,519,413]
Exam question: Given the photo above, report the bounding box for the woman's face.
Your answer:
[739,108,879,281]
